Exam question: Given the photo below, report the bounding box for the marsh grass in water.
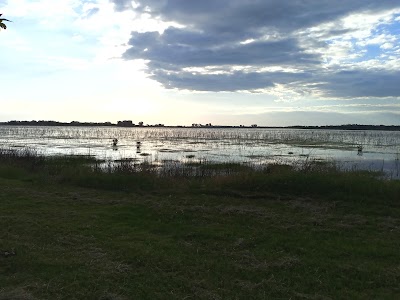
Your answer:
[0,147,395,195]
[2,126,400,177]
[0,147,399,299]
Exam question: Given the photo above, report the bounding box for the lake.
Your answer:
[1,126,399,178]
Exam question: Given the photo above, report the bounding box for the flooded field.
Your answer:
[0,126,399,178]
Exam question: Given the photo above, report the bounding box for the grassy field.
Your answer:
[0,149,399,299]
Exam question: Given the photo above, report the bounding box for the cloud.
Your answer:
[108,1,400,99]
[112,0,135,12]
[150,69,315,92]
[212,111,400,126]
[318,70,400,98]
[84,7,100,18]
[124,29,320,68]
[112,0,398,32]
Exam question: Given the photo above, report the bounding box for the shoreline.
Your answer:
[1,122,400,131]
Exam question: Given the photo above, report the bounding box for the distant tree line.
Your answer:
[289,124,400,131]
[0,121,399,131]
[0,120,167,127]
[191,123,213,127]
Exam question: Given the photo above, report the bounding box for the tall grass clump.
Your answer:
[0,148,46,180]
[0,147,399,202]
[192,159,400,205]
[44,156,167,191]
[0,147,44,166]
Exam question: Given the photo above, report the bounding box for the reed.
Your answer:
[0,147,397,201]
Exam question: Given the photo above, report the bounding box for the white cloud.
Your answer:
[298,8,400,76]
[381,42,394,49]
[357,33,397,47]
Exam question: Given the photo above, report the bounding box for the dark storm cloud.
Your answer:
[150,70,310,92]
[111,0,400,96]
[124,29,319,68]
[113,0,397,33]
[151,71,274,92]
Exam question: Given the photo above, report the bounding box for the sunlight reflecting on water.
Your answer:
[1,126,399,178]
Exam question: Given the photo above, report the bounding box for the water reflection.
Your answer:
[1,126,399,178]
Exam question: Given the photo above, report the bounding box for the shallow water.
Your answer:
[1,126,399,178]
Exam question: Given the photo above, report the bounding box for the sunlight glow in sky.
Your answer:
[1,0,400,126]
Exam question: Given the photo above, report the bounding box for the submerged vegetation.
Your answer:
[0,147,397,194]
[1,126,400,181]
[0,148,399,298]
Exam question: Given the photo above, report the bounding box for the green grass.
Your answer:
[0,150,399,299]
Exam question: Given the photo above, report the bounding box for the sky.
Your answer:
[1,0,400,126]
